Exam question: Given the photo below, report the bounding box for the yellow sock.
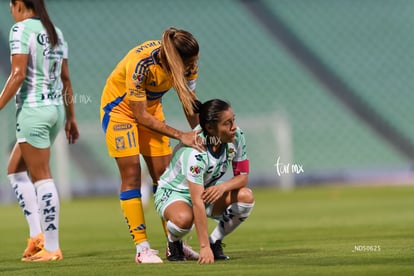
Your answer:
[120,190,147,245]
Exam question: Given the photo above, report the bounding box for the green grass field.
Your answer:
[0,185,413,275]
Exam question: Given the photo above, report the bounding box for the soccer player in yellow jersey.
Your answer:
[100,27,203,263]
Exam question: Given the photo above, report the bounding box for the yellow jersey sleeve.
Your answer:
[125,57,147,103]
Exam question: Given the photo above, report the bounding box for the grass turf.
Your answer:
[0,185,413,275]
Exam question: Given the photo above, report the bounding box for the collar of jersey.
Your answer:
[207,142,226,159]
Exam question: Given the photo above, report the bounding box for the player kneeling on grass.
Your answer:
[155,99,254,264]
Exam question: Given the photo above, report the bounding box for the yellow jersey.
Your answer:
[100,40,198,122]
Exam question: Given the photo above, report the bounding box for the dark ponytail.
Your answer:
[199,99,231,134]
[12,0,58,47]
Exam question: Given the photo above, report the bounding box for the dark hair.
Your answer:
[199,99,231,134]
[12,0,58,47]
[160,27,199,115]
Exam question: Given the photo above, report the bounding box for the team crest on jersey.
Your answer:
[227,146,236,161]
[115,136,125,150]
[132,73,144,85]
[189,165,201,176]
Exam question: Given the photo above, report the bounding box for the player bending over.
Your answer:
[155,99,255,264]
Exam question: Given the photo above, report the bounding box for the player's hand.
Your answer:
[180,129,205,152]
[198,247,214,264]
[65,119,80,144]
[202,185,225,204]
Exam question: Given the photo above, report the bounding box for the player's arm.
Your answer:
[183,65,199,129]
[184,90,199,129]
[127,60,203,150]
[129,100,203,151]
[0,54,27,110]
[61,59,75,120]
[202,172,249,205]
[61,59,79,144]
[188,179,214,264]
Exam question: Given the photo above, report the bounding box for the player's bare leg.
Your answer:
[18,142,62,262]
[7,142,44,260]
[209,187,255,260]
[116,155,162,264]
[143,155,200,260]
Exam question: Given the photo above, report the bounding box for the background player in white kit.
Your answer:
[0,0,79,262]
[154,99,255,264]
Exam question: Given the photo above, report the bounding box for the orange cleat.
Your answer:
[23,248,63,262]
[22,233,44,260]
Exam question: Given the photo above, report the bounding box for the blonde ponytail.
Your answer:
[161,27,199,116]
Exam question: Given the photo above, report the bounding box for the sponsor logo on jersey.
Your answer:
[113,123,133,131]
[30,132,42,137]
[41,91,61,101]
[37,33,51,46]
[129,88,145,98]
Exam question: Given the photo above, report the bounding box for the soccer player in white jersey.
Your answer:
[154,99,255,264]
[0,0,79,262]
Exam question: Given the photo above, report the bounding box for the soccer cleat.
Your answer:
[22,233,44,260]
[135,248,163,264]
[210,240,229,260]
[166,240,186,261]
[23,248,63,262]
[183,243,199,260]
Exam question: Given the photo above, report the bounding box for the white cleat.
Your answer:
[135,248,163,264]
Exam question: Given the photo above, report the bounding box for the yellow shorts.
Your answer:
[101,104,172,158]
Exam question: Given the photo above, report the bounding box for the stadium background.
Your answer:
[1,0,413,201]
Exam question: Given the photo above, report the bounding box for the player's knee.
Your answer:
[237,187,254,204]
[119,165,141,190]
[172,211,194,229]
[167,220,192,238]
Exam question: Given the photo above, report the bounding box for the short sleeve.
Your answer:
[182,150,207,185]
[9,23,29,55]
[231,128,249,175]
[233,128,248,162]
[125,59,147,102]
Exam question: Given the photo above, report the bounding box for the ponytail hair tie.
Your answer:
[169,28,177,39]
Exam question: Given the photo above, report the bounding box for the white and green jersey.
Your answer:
[158,127,249,192]
[9,18,67,108]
